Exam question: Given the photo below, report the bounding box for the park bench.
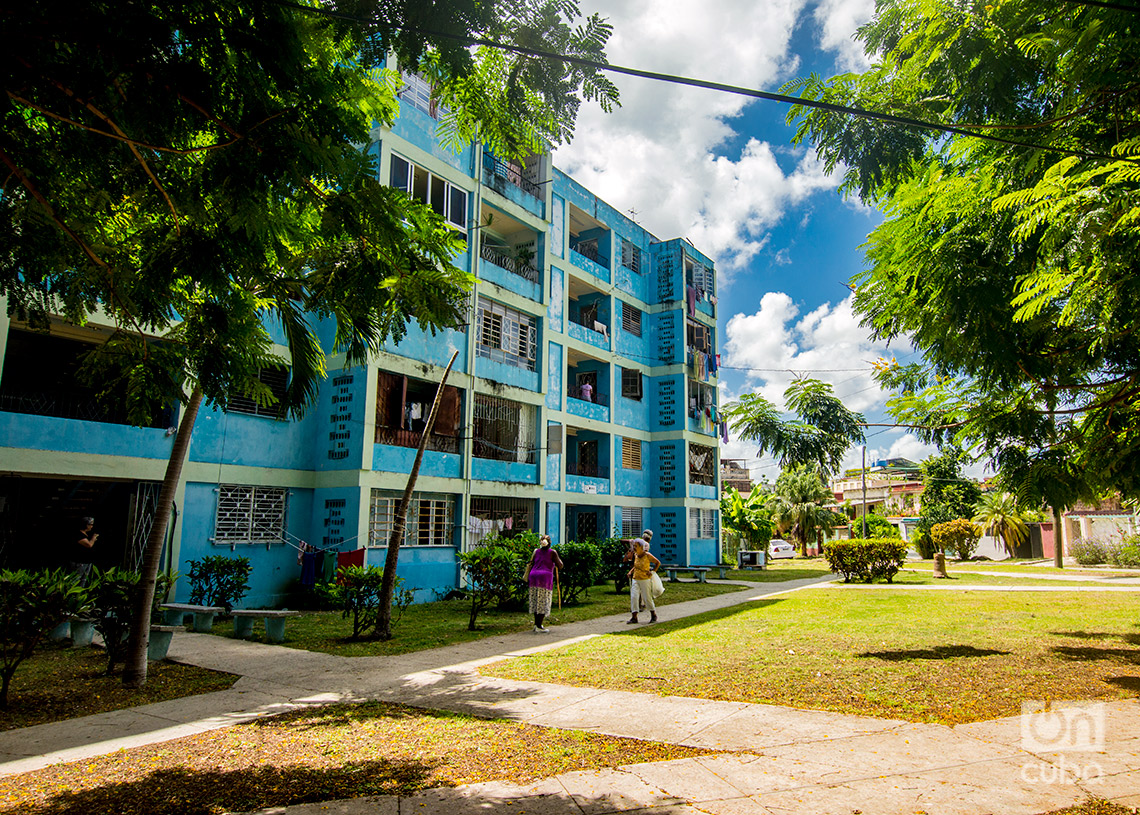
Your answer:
[230,609,300,643]
[661,565,711,584]
[160,603,224,632]
[711,565,732,579]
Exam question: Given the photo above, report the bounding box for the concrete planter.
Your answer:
[70,618,96,647]
[147,625,179,661]
[48,620,71,641]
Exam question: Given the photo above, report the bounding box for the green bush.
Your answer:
[823,539,909,583]
[0,569,88,708]
[317,565,410,639]
[1070,537,1111,565]
[930,518,982,560]
[555,539,602,604]
[185,555,252,611]
[912,529,936,560]
[88,567,175,674]
[1109,536,1140,568]
[596,536,630,593]
[458,545,522,631]
[852,513,901,539]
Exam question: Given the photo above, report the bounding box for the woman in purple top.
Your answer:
[525,535,564,633]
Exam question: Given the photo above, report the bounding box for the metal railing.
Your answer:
[375,427,460,454]
[482,154,543,199]
[567,461,609,479]
[0,391,172,428]
[480,242,540,283]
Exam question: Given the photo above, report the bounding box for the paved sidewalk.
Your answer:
[3,575,1139,814]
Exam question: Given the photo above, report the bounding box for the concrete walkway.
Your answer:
[3,575,1139,814]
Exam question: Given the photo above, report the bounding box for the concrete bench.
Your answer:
[160,603,225,632]
[230,609,300,643]
[661,565,711,584]
[711,565,731,580]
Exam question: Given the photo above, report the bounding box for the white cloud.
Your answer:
[813,0,876,72]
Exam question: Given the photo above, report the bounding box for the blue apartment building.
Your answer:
[0,76,722,605]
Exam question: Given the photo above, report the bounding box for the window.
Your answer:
[621,437,642,470]
[369,491,454,546]
[688,508,716,538]
[621,239,643,273]
[476,297,537,370]
[621,367,643,400]
[397,71,446,118]
[227,366,289,418]
[686,319,712,353]
[621,302,642,336]
[473,393,537,463]
[214,485,287,545]
[390,155,468,236]
[688,442,716,486]
[470,496,535,538]
[685,256,715,295]
[375,373,461,454]
[621,506,644,538]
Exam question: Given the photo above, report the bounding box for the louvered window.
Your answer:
[476,298,537,371]
[621,302,642,336]
[227,366,289,418]
[213,485,287,545]
[688,508,716,539]
[621,239,642,273]
[621,506,644,538]
[621,437,642,470]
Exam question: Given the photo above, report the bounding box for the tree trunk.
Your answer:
[1053,505,1064,568]
[122,388,204,688]
[374,351,458,640]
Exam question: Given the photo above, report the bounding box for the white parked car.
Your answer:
[768,541,796,559]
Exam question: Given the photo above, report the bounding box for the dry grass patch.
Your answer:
[0,701,718,815]
[485,588,1140,725]
[0,643,236,731]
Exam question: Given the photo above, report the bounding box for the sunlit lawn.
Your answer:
[485,587,1140,725]
[906,560,1140,579]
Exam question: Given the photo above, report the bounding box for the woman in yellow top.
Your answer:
[626,537,661,624]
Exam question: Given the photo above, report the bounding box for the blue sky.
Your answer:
[555,0,943,483]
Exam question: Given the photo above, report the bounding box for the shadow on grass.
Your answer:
[1106,676,1140,693]
[618,599,786,639]
[857,645,1011,661]
[1051,630,1140,646]
[1050,646,1140,666]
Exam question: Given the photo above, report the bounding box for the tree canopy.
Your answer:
[767,465,845,557]
[786,0,1140,506]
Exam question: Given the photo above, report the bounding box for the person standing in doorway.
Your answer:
[72,517,98,586]
[526,534,564,633]
[627,533,660,625]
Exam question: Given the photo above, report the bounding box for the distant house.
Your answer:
[720,459,753,495]
[830,458,923,540]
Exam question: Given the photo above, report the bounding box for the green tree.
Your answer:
[915,450,982,557]
[3,0,616,687]
[724,378,866,478]
[720,485,775,550]
[859,512,901,540]
[973,492,1031,559]
[784,0,1138,525]
[767,466,845,557]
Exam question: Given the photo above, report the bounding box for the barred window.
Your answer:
[621,239,642,273]
[685,256,715,294]
[476,297,537,371]
[688,508,716,539]
[227,366,289,418]
[473,393,537,463]
[688,442,716,486]
[621,506,644,538]
[390,154,468,236]
[621,437,642,470]
[397,70,450,119]
[621,367,643,400]
[621,302,642,336]
[214,485,287,545]
[369,490,455,547]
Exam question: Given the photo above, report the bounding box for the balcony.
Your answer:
[567,276,610,351]
[482,152,546,217]
[567,461,608,478]
[565,427,610,495]
[566,349,610,422]
[480,241,539,283]
[479,203,543,299]
[568,203,611,281]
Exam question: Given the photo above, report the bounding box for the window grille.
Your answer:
[214,485,287,545]
[621,437,642,470]
[473,393,537,463]
[469,496,535,539]
[621,302,642,336]
[688,442,716,486]
[685,257,715,294]
[688,507,716,538]
[227,366,289,418]
[621,367,643,400]
[397,71,448,119]
[621,506,644,538]
[389,154,468,236]
[476,297,537,371]
[621,239,642,273]
[686,319,712,353]
[369,490,455,547]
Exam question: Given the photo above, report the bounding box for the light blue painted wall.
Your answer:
[471,457,539,484]
[545,502,561,545]
[478,256,543,303]
[615,439,650,497]
[551,195,565,259]
[690,484,717,500]
[311,487,363,551]
[313,368,369,471]
[567,320,610,352]
[473,357,541,392]
[614,314,653,362]
[365,546,459,603]
[372,445,463,478]
[689,538,718,567]
[614,388,650,431]
[566,474,610,495]
[190,407,318,471]
[549,265,565,333]
[379,324,469,372]
[0,412,174,459]
[546,343,563,410]
[388,107,476,176]
[566,398,609,423]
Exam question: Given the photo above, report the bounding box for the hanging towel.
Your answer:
[686,285,696,316]
[721,420,729,443]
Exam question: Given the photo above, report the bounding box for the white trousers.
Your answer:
[630,578,656,613]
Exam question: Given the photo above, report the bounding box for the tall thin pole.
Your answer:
[861,446,868,538]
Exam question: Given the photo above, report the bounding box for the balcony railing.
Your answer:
[569,312,609,338]
[567,384,601,404]
[570,239,600,263]
[482,154,543,199]
[480,243,540,283]
[567,461,609,479]
[0,390,172,428]
[375,427,460,455]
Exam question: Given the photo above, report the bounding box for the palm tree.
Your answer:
[973,492,1030,558]
[768,466,845,556]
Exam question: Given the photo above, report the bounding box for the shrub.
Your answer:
[911,530,936,560]
[823,539,908,583]
[930,518,982,561]
[596,536,630,593]
[458,545,522,631]
[1109,536,1140,568]
[853,513,901,539]
[185,555,252,611]
[317,565,410,639]
[1070,537,1111,566]
[0,569,88,708]
[88,568,174,674]
[554,539,602,604]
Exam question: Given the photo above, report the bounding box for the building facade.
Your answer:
[0,80,722,605]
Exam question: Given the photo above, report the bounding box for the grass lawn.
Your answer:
[908,560,1140,578]
[878,572,1120,587]
[211,581,744,657]
[721,558,833,582]
[485,587,1140,725]
[0,701,719,815]
[0,642,237,732]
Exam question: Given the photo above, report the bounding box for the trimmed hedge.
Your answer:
[823,538,909,583]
